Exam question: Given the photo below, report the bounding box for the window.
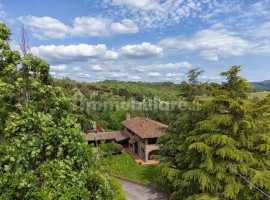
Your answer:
[148,138,157,144]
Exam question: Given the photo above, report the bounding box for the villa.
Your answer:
[85,114,168,163]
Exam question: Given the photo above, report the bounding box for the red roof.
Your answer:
[122,117,168,139]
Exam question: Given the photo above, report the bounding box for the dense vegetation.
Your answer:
[53,71,268,133]
[1,22,269,199]
[56,78,184,131]
[0,24,114,199]
[157,66,270,199]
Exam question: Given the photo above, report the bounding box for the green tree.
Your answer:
[0,24,113,199]
[158,66,270,199]
[180,68,204,102]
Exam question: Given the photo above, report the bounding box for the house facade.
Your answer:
[122,116,168,162]
[85,116,168,162]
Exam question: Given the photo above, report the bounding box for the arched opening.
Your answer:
[148,150,159,160]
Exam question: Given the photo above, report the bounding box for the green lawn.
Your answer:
[103,153,159,185]
[248,91,270,100]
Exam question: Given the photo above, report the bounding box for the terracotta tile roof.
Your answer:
[85,131,129,142]
[122,117,168,139]
[114,132,130,142]
[129,137,138,144]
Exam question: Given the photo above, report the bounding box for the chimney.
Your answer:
[126,113,131,120]
[93,122,97,132]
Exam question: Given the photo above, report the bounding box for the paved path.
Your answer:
[118,179,170,200]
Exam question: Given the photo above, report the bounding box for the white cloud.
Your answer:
[72,17,111,36]
[106,72,128,78]
[147,72,161,77]
[166,73,184,78]
[92,64,104,71]
[99,71,142,80]
[50,64,67,71]
[111,19,138,34]
[105,50,119,59]
[0,4,6,20]
[199,50,219,61]
[134,62,192,72]
[159,28,253,61]
[249,22,270,39]
[18,15,139,39]
[111,0,162,10]
[103,0,241,28]
[58,72,68,77]
[9,41,21,52]
[163,77,182,82]
[18,16,69,39]
[73,66,81,72]
[248,0,270,18]
[128,75,141,80]
[200,75,221,81]
[121,42,163,59]
[0,4,15,24]
[31,44,118,64]
[50,71,57,76]
[76,72,91,78]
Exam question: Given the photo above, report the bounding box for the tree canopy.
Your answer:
[0,23,113,199]
[157,66,270,199]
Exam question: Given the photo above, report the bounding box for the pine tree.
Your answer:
[158,66,270,199]
[157,68,211,194]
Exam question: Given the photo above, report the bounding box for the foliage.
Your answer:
[110,177,128,200]
[0,24,113,199]
[157,66,270,199]
[53,78,186,130]
[52,67,268,132]
[180,68,204,102]
[100,143,124,155]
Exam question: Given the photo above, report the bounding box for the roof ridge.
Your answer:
[145,118,167,126]
[127,116,167,127]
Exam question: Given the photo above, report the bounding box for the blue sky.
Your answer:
[0,0,269,83]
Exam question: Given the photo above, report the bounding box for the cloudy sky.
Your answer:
[1,0,270,82]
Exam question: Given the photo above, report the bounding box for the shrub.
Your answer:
[113,143,124,154]
[110,177,127,200]
[101,143,124,155]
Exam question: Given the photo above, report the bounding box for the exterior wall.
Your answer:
[144,139,160,162]
[124,127,141,153]
[124,126,160,162]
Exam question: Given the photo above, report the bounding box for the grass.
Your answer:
[248,91,270,100]
[110,177,128,200]
[198,91,270,102]
[103,153,159,185]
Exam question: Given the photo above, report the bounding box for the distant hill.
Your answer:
[250,80,270,90]
[53,79,182,101]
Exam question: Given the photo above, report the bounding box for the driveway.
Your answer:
[118,179,170,200]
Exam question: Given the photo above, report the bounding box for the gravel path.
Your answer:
[118,179,170,200]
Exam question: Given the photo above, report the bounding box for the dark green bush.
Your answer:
[113,143,124,153]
